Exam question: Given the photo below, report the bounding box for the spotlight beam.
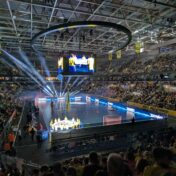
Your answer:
[1,49,54,95]
[70,90,80,96]
[43,87,53,96]
[62,76,71,96]
[59,79,63,97]
[1,49,55,97]
[19,49,47,85]
[43,89,51,96]
[69,78,87,95]
[76,78,86,86]
[69,77,80,90]
[0,57,16,69]
[34,49,58,96]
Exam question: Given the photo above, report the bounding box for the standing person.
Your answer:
[51,100,54,115]
[30,127,35,141]
[36,133,42,149]
[8,131,15,147]
[27,113,32,123]
[3,141,11,154]
[131,116,135,125]
[18,129,22,142]
[23,123,29,137]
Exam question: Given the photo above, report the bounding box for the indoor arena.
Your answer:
[0,0,176,176]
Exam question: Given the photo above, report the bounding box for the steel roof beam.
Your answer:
[42,0,59,45]
[143,0,176,9]
[63,0,106,48]
[7,0,160,26]
[6,0,20,43]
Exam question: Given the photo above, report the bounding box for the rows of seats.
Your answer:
[1,127,176,176]
[119,55,175,75]
[85,81,176,110]
[0,84,22,134]
[0,83,23,156]
[96,54,176,79]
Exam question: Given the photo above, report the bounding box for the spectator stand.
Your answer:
[0,99,24,149]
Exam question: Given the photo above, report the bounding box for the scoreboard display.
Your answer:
[58,54,95,75]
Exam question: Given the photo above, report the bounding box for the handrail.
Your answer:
[13,101,26,146]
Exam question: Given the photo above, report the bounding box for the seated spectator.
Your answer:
[125,151,136,175]
[95,170,107,176]
[143,147,176,176]
[66,167,77,176]
[32,169,40,176]
[107,153,131,176]
[51,162,65,176]
[82,152,101,176]
[40,165,49,176]
[100,157,107,173]
[135,159,149,176]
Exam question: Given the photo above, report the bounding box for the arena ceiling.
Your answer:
[0,0,176,56]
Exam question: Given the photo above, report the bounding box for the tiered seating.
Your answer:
[1,127,176,176]
[85,81,176,110]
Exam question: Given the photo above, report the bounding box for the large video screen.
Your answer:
[58,54,95,75]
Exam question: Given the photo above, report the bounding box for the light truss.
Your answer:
[0,0,175,71]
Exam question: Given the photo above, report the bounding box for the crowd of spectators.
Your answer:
[0,83,23,155]
[84,54,176,110]
[30,127,176,176]
[84,81,176,110]
[96,53,176,80]
[0,84,22,134]
[119,54,176,75]
[1,126,176,176]
[0,51,175,176]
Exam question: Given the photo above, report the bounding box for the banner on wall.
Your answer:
[103,115,122,126]
[135,41,141,54]
[116,50,122,59]
[108,52,112,61]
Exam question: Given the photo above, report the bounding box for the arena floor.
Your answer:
[15,94,165,165]
[37,94,162,132]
